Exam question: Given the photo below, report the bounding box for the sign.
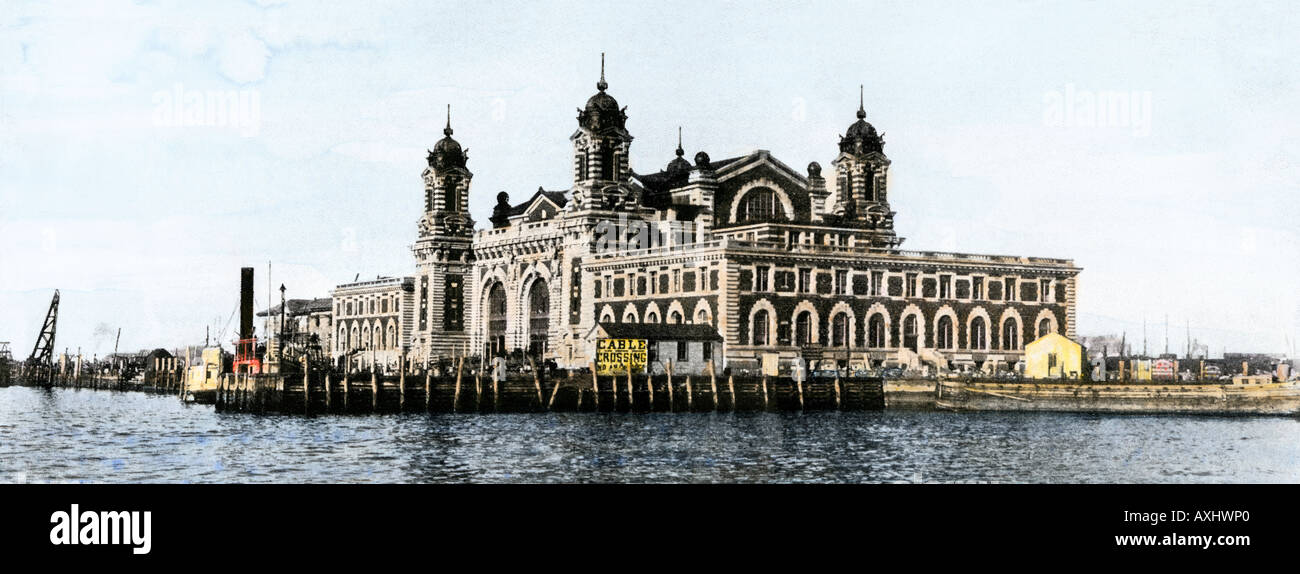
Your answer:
[1152,359,1175,380]
[762,353,781,376]
[595,339,647,376]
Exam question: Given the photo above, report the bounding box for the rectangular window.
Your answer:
[799,268,812,293]
[871,271,884,296]
[973,277,984,300]
[755,266,769,291]
[1005,278,1017,302]
[702,342,712,361]
[444,274,463,331]
[906,273,917,298]
[650,272,657,294]
[1040,279,1051,301]
[677,341,688,361]
[835,270,848,295]
[940,275,951,299]
[682,271,696,292]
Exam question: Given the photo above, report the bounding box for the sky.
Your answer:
[1,0,1297,358]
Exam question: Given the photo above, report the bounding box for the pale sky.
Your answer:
[1,0,1297,358]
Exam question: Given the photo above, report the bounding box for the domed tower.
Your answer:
[413,104,475,361]
[665,126,692,175]
[832,86,898,246]
[571,54,634,210]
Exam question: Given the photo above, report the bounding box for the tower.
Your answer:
[570,53,635,211]
[413,105,475,361]
[831,86,900,247]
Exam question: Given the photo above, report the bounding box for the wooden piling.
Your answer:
[475,370,482,412]
[708,362,718,412]
[685,375,694,412]
[492,367,500,412]
[371,371,379,412]
[626,369,634,411]
[589,362,600,411]
[343,373,350,412]
[454,357,464,413]
[425,369,432,412]
[302,355,310,415]
[547,370,562,410]
[325,373,332,412]
[761,375,770,411]
[834,373,842,410]
[531,357,544,409]
[666,361,675,412]
[728,375,736,412]
[796,377,805,411]
[646,372,655,411]
[399,366,407,412]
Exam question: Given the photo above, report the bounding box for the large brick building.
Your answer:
[338,60,1081,376]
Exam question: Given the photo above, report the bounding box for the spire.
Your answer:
[443,104,453,137]
[857,84,866,119]
[597,52,608,92]
[675,126,684,157]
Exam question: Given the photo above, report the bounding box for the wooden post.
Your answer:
[215,375,224,412]
[371,371,379,412]
[685,375,694,412]
[492,363,500,412]
[425,368,432,412]
[575,371,584,411]
[399,363,407,412]
[531,357,544,409]
[796,377,805,411]
[761,375,770,411]
[834,372,842,410]
[728,375,736,412]
[666,361,675,412]
[343,373,350,412]
[708,362,718,412]
[626,368,634,411]
[325,373,332,412]
[589,362,600,411]
[646,372,655,411]
[454,357,464,413]
[475,368,482,412]
[547,369,562,410]
[302,355,310,415]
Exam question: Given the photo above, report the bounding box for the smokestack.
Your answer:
[240,267,255,340]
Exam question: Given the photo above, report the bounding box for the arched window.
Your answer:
[646,311,659,324]
[1003,320,1020,350]
[831,313,850,347]
[487,283,507,357]
[696,309,711,325]
[903,315,919,352]
[795,311,813,346]
[970,317,987,350]
[669,311,682,324]
[753,310,769,346]
[738,188,784,222]
[1038,318,1053,339]
[868,314,887,348]
[528,280,549,357]
[937,316,954,350]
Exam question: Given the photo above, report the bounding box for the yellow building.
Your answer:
[1024,333,1083,379]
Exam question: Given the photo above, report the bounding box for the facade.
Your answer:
[363,60,1082,376]
[259,297,333,367]
[331,277,415,373]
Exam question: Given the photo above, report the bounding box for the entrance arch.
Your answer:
[485,282,507,358]
[526,279,550,358]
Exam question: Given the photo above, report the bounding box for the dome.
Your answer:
[839,85,884,154]
[577,55,627,132]
[666,127,691,173]
[428,106,467,169]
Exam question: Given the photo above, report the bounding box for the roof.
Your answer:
[588,322,723,342]
[508,189,569,216]
[257,297,333,318]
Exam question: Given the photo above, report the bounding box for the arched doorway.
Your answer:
[527,279,549,358]
[486,282,507,358]
[795,311,813,346]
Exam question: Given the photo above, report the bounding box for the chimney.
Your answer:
[240,267,255,340]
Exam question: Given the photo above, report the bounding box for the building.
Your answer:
[337,59,1081,376]
[258,297,334,367]
[331,277,415,373]
[1025,333,1083,379]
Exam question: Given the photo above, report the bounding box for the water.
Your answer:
[2,385,1298,483]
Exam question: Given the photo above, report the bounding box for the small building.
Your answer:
[586,322,723,376]
[1024,332,1082,379]
[331,277,415,373]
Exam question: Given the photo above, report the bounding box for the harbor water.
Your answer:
[1,385,1297,483]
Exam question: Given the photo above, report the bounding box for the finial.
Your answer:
[444,104,453,136]
[676,126,684,157]
[597,53,608,92]
[857,85,866,119]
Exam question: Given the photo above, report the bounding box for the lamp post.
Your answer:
[279,283,286,371]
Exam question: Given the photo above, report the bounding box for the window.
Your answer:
[1003,320,1020,350]
[939,275,952,299]
[650,272,657,294]
[753,310,769,345]
[702,342,712,361]
[755,266,769,291]
[677,341,688,361]
[1038,318,1053,339]
[646,311,659,324]
[871,271,883,296]
[831,313,850,347]
[834,270,848,295]
[795,311,813,346]
[906,273,917,298]
[594,281,602,298]
[670,311,682,324]
[443,176,461,212]
[738,188,783,222]
[577,152,587,181]
[937,315,954,349]
[600,141,616,180]
[973,277,984,300]
[798,268,812,293]
[868,314,886,348]
[696,309,710,325]
[1040,279,1052,301]
[1048,353,1058,370]
[971,317,987,350]
[382,299,388,314]
[1005,278,1017,302]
